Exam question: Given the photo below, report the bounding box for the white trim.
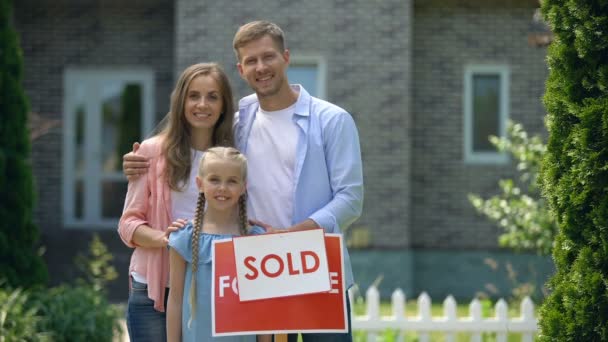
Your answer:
[463,65,509,164]
[288,55,327,99]
[63,68,155,229]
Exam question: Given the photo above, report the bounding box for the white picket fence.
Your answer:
[349,286,538,342]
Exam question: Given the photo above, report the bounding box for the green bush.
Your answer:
[0,235,123,341]
[537,0,608,340]
[30,234,123,341]
[32,285,121,342]
[469,121,557,255]
[1,284,122,342]
[74,234,119,292]
[0,286,50,341]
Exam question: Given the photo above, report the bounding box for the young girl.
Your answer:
[166,147,266,341]
[118,63,235,341]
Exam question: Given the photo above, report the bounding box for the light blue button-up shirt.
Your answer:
[235,85,363,288]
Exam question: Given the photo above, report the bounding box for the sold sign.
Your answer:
[233,229,331,301]
[212,233,347,335]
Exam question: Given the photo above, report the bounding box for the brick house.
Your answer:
[14,0,552,301]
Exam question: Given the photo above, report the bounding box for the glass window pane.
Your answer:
[101,83,142,172]
[75,180,84,219]
[72,87,86,219]
[472,74,500,152]
[288,65,318,97]
[65,70,153,225]
[75,106,85,174]
[73,86,86,178]
[102,180,128,218]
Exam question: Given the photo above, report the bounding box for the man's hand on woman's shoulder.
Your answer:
[123,142,150,181]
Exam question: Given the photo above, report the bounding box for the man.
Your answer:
[124,21,363,341]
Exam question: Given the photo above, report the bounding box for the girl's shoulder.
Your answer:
[168,221,195,262]
[169,222,238,264]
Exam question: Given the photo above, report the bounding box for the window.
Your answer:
[63,69,155,228]
[463,65,509,163]
[287,56,327,99]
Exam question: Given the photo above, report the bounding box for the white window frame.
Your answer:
[288,55,327,99]
[463,65,510,164]
[62,68,155,228]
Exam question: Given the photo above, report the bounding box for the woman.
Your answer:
[118,63,235,341]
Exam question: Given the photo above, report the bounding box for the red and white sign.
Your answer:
[233,229,331,301]
[212,233,348,336]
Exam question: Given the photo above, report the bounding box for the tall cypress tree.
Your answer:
[0,0,48,288]
[538,0,608,340]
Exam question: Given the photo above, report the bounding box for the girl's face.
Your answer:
[196,157,246,212]
[184,74,224,132]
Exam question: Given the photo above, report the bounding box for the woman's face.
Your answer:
[183,74,224,132]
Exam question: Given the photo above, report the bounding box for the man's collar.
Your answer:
[239,84,312,118]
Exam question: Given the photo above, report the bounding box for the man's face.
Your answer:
[237,35,290,98]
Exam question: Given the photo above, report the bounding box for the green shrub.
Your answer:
[74,234,119,292]
[537,0,608,340]
[0,235,124,341]
[32,284,121,342]
[0,286,50,341]
[31,234,123,341]
[469,121,556,255]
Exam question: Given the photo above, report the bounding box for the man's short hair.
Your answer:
[233,20,286,60]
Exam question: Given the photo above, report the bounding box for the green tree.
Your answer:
[469,121,557,255]
[537,0,608,340]
[0,0,48,287]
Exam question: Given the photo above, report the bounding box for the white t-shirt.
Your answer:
[132,149,203,285]
[246,104,298,228]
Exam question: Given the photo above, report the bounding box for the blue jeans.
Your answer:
[126,278,169,342]
[286,295,353,342]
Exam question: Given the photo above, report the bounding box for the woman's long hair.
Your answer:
[159,63,235,191]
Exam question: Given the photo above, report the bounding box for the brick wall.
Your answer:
[175,0,414,248]
[14,0,175,293]
[411,0,548,249]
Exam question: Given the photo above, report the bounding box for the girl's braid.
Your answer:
[188,192,205,328]
[238,193,248,236]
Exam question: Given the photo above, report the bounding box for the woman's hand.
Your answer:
[164,219,188,243]
[248,219,281,233]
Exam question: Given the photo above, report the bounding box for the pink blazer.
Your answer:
[118,135,172,312]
